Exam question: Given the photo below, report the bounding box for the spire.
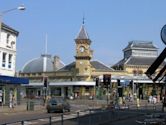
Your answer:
[76,17,89,40]
[45,33,48,54]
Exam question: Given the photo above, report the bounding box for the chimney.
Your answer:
[53,55,62,71]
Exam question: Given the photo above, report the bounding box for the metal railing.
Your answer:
[0,108,151,125]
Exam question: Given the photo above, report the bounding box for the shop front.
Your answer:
[0,75,29,106]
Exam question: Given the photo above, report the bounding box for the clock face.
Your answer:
[79,46,85,52]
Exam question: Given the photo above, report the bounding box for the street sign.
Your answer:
[145,47,166,79]
[145,24,166,81]
[161,24,166,45]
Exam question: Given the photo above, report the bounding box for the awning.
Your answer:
[23,81,95,87]
[0,75,29,84]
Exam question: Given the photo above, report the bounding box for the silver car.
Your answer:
[46,97,70,113]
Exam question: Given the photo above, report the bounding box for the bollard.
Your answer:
[61,114,64,125]
[21,121,24,125]
[77,112,80,125]
[49,116,52,125]
[89,109,91,125]
[153,104,156,111]
[145,103,148,110]
[136,98,140,109]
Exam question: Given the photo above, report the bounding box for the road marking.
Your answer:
[24,121,38,125]
[39,118,48,121]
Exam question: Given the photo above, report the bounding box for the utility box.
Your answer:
[27,100,34,111]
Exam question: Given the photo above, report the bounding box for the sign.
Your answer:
[145,47,166,81]
[161,24,166,45]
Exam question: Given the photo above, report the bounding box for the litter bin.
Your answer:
[27,100,34,111]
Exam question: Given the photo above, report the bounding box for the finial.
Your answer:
[82,14,85,25]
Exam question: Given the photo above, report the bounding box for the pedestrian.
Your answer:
[9,93,13,108]
[162,95,166,112]
[128,93,133,102]
[12,94,16,108]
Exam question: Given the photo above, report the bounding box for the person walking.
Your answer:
[162,95,166,112]
[11,94,16,108]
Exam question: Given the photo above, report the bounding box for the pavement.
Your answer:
[0,103,46,113]
[0,99,164,114]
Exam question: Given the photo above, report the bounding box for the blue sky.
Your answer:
[1,1,166,71]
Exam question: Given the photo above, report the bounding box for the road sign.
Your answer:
[145,47,166,79]
[161,24,166,45]
[145,24,166,81]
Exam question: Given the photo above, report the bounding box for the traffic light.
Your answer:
[117,79,121,86]
[136,83,139,89]
[118,88,123,97]
[43,77,48,88]
[103,74,111,86]
[129,80,133,89]
[96,78,99,87]
[117,79,123,97]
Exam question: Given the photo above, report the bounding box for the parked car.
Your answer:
[46,97,70,113]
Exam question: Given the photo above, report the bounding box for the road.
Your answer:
[1,109,164,125]
[0,99,164,125]
[101,115,145,125]
[0,103,93,125]
[0,110,93,125]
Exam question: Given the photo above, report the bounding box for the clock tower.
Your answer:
[75,23,93,80]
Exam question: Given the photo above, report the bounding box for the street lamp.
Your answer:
[0,4,25,15]
[0,4,26,42]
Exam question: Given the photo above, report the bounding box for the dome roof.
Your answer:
[22,54,64,73]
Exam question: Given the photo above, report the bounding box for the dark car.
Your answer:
[46,97,70,113]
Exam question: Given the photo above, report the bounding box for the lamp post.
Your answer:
[0,4,25,42]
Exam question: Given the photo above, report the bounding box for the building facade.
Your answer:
[0,23,28,106]
[112,41,165,100]
[19,23,113,99]
[19,23,164,102]
[0,23,18,76]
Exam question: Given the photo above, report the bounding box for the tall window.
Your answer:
[8,54,12,68]
[2,53,6,67]
[6,34,10,44]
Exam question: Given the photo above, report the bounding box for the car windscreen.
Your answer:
[49,99,57,104]
[56,98,64,103]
